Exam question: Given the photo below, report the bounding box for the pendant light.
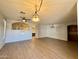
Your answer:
[32,11,40,22]
[32,0,43,22]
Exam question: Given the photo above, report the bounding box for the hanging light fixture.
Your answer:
[32,0,43,22]
[32,11,40,22]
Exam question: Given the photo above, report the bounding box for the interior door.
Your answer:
[68,25,78,41]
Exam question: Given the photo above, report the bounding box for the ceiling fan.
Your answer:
[18,11,31,23]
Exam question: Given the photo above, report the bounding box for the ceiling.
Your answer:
[0,0,77,24]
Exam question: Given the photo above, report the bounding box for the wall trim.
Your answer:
[37,37,68,41]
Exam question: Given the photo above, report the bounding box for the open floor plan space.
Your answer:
[0,38,78,59]
[0,0,78,59]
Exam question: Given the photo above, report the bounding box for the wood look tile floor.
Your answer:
[0,38,78,59]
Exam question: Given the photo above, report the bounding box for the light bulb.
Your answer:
[22,19,26,22]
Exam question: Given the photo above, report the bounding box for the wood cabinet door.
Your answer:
[68,25,78,41]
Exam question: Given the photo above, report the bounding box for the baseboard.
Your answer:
[36,37,68,41]
[46,37,68,41]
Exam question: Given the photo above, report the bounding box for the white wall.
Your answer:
[47,24,68,41]
[38,24,48,38]
[0,15,6,49]
[37,24,68,41]
[5,21,32,43]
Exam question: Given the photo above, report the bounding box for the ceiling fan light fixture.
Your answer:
[22,19,26,22]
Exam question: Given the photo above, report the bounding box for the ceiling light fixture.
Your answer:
[32,0,43,22]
